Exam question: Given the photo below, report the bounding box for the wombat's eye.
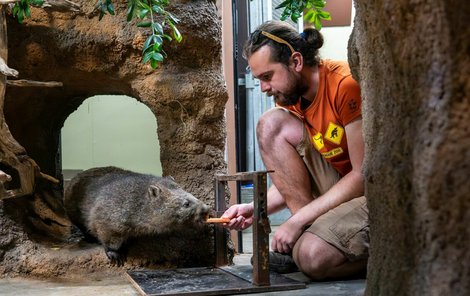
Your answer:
[183,200,190,208]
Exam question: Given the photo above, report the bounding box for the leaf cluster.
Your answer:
[275,0,331,30]
[12,0,44,24]
[97,0,182,69]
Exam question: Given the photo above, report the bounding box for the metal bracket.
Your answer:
[214,171,272,286]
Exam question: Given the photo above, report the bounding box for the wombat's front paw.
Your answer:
[105,249,126,267]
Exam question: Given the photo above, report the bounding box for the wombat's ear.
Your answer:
[168,176,175,181]
[148,185,162,199]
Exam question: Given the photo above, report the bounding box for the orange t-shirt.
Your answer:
[281,60,362,176]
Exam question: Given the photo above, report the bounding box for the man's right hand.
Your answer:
[221,203,254,231]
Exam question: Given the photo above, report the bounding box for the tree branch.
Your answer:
[42,0,80,12]
[7,79,63,87]
[0,57,19,77]
[0,0,20,4]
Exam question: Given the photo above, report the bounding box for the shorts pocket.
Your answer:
[329,203,368,249]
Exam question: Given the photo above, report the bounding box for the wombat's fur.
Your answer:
[64,166,209,266]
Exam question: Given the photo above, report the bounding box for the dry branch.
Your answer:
[0,56,18,77]
[0,0,20,4]
[42,0,80,12]
[7,79,63,87]
[0,170,11,182]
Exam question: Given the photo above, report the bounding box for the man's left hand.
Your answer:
[271,219,304,254]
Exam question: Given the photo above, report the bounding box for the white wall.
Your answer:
[61,95,162,176]
[318,6,355,61]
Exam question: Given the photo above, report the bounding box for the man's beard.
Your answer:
[270,71,307,106]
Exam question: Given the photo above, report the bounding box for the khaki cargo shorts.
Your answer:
[296,124,369,261]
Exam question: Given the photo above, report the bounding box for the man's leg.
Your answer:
[257,108,313,213]
[293,196,369,280]
[293,233,367,280]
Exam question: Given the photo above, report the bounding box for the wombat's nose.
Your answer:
[201,204,209,215]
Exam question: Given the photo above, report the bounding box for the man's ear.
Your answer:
[291,52,303,72]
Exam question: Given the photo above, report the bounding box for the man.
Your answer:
[222,20,369,280]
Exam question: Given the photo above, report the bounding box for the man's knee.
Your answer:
[256,108,303,149]
[293,233,347,280]
[257,109,287,139]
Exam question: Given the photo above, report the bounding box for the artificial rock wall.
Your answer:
[0,0,228,277]
[350,0,469,295]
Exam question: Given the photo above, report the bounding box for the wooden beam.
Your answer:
[7,79,63,87]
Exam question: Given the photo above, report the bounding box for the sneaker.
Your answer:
[251,251,299,274]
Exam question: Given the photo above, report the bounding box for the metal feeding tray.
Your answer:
[126,265,305,296]
[127,171,306,295]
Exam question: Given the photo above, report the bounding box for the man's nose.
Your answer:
[260,81,271,92]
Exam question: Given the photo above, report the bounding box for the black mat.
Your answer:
[127,265,305,296]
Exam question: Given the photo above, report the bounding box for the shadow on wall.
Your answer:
[61,95,162,184]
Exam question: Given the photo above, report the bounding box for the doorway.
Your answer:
[61,95,162,186]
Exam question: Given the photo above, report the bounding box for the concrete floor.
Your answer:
[0,253,365,296]
[0,228,365,296]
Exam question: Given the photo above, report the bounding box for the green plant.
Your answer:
[11,0,328,68]
[97,0,182,69]
[275,0,331,30]
[11,0,44,24]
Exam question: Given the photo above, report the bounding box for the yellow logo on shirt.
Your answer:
[321,147,344,158]
[324,122,344,145]
[312,132,324,150]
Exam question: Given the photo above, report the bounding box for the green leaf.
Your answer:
[25,5,30,18]
[313,15,323,30]
[139,8,149,19]
[152,43,161,51]
[152,52,164,62]
[31,0,44,6]
[312,0,326,8]
[304,9,314,22]
[318,10,331,20]
[167,13,180,24]
[291,11,300,23]
[169,23,182,42]
[127,4,135,21]
[139,2,151,11]
[143,51,154,63]
[137,21,152,27]
[12,6,18,16]
[275,0,289,9]
[107,2,115,15]
[150,59,158,69]
[18,10,24,23]
[162,34,172,41]
[152,22,164,35]
[152,4,164,14]
[143,35,154,52]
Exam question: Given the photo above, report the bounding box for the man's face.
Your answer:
[248,45,305,106]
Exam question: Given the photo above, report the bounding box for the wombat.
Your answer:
[64,166,209,266]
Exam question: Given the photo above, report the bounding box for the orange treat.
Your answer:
[205,217,231,224]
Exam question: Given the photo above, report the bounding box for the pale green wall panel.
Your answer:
[61,95,162,177]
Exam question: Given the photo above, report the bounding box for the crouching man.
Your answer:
[222,20,369,280]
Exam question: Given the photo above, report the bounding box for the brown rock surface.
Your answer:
[0,0,229,277]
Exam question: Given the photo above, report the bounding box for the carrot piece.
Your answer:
[205,217,231,223]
